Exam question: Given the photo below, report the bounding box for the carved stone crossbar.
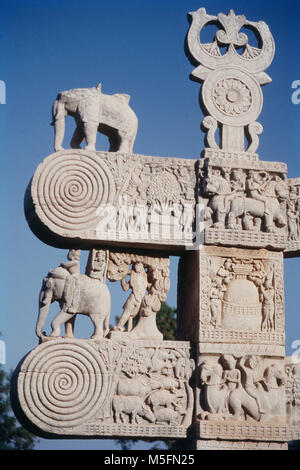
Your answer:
[12,339,194,438]
[25,149,300,254]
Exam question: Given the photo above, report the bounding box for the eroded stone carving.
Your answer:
[36,249,111,341]
[205,253,280,332]
[107,252,170,340]
[202,165,288,234]
[286,356,300,441]
[26,150,196,249]
[52,83,138,153]
[12,338,194,438]
[198,354,286,424]
[15,6,300,451]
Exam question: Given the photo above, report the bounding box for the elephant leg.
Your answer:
[127,315,133,332]
[50,310,75,337]
[54,118,65,151]
[89,313,104,340]
[70,124,85,149]
[83,121,98,151]
[63,315,76,338]
[118,131,131,153]
[264,214,274,232]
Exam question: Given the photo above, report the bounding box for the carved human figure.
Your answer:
[248,259,266,287]
[287,186,299,240]
[151,266,170,302]
[239,356,266,415]
[87,249,108,281]
[221,355,240,390]
[220,355,241,410]
[285,365,294,414]
[216,258,234,286]
[246,170,270,214]
[209,277,224,327]
[113,262,149,331]
[230,169,246,196]
[260,276,275,331]
[59,249,81,314]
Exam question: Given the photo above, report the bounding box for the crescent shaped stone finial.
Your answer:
[186,8,275,84]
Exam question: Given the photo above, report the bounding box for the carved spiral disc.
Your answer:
[18,340,108,429]
[202,67,262,126]
[31,150,116,233]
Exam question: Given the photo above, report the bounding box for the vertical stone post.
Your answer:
[182,7,292,449]
[178,248,288,449]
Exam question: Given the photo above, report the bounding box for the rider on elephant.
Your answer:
[246,170,271,216]
[59,249,81,314]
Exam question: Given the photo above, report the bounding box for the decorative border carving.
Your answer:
[204,228,287,249]
[198,343,285,357]
[197,422,290,441]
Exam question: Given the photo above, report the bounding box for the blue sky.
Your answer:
[0,0,300,450]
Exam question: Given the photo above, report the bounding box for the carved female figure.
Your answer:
[209,278,224,327]
[260,277,275,331]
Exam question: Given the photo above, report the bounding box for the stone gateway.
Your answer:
[11,7,300,450]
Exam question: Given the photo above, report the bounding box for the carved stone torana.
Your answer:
[12,6,300,451]
[12,339,194,438]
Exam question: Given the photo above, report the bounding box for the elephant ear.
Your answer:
[78,90,102,123]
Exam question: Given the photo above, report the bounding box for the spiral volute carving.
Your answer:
[31,150,116,233]
[18,340,108,428]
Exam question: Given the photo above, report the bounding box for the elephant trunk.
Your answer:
[35,290,51,338]
[51,96,66,151]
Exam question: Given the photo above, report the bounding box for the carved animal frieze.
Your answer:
[201,165,288,234]
[198,354,286,425]
[11,339,194,437]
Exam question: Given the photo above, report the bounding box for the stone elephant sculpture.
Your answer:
[36,266,111,340]
[51,83,138,153]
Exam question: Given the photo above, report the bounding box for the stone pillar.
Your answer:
[178,247,288,449]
